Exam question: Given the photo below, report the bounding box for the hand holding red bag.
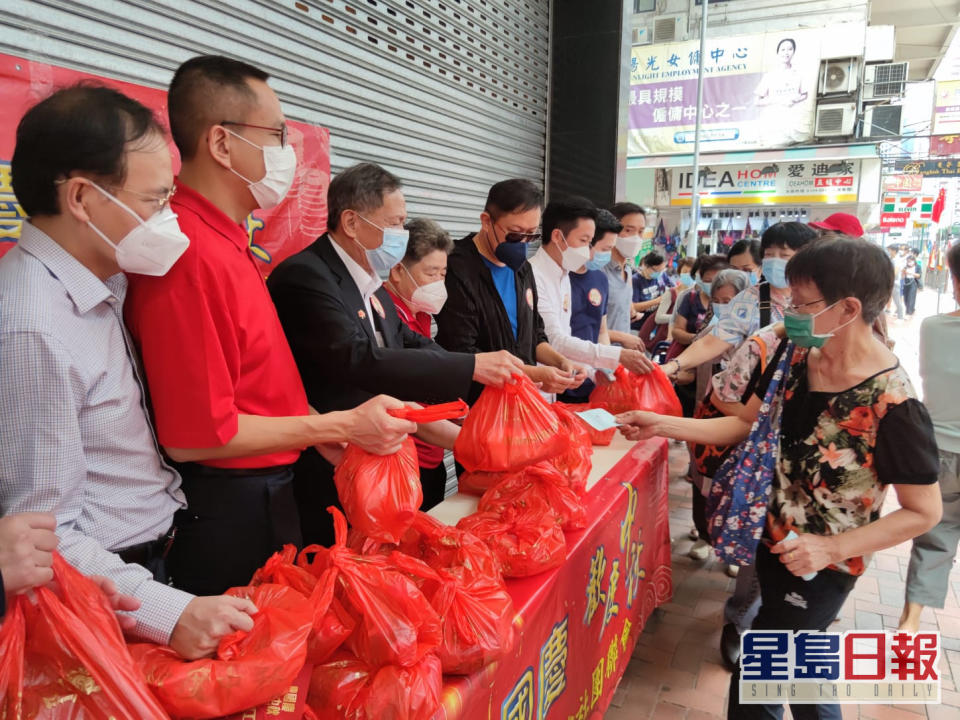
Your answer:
[454,373,565,473]
[129,583,313,719]
[297,508,442,668]
[549,403,593,494]
[14,554,170,719]
[590,364,682,417]
[559,403,616,445]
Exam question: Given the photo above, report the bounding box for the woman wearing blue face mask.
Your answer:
[617,237,942,720]
[671,255,730,349]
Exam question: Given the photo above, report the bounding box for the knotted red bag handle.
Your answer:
[388,399,469,423]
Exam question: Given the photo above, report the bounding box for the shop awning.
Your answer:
[626,142,880,170]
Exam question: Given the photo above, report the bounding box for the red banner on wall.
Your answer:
[438,439,673,720]
[0,53,330,270]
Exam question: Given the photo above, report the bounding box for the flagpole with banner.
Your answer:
[687,0,709,259]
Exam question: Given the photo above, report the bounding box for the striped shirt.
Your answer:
[0,224,192,643]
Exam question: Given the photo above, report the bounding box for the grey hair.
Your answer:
[711,268,748,299]
[402,217,453,264]
[327,162,402,231]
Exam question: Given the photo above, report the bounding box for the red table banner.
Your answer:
[0,53,330,270]
[437,438,673,720]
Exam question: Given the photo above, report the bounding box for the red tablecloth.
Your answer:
[435,437,673,720]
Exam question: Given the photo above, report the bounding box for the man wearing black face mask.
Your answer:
[436,179,586,403]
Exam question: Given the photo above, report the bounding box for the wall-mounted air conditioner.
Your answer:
[815,103,857,137]
[862,104,903,138]
[652,15,687,44]
[632,25,652,45]
[863,62,908,100]
[819,58,860,96]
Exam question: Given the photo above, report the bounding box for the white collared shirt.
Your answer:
[330,236,384,347]
[528,246,621,370]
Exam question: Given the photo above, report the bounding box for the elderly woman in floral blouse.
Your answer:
[617,236,942,720]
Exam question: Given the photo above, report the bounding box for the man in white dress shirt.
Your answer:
[529,196,654,377]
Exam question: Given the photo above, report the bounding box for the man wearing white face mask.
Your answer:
[0,84,269,659]
[604,202,648,349]
[529,197,654,383]
[268,164,524,538]
[126,57,416,585]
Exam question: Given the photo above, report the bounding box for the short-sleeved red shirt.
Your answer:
[125,180,309,469]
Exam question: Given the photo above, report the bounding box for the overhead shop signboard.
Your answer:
[882,174,923,192]
[669,159,859,206]
[628,29,821,156]
[893,159,960,178]
[933,80,960,135]
[880,192,935,228]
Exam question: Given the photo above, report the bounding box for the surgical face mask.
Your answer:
[226,129,297,209]
[558,231,591,272]
[648,268,663,281]
[762,257,789,289]
[399,262,447,315]
[783,301,857,349]
[358,216,409,278]
[711,302,732,322]
[587,250,612,272]
[741,269,759,287]
[615,234,643,261]
[86,183,189,276]
[679,272,694,286]
[697,278,712,296]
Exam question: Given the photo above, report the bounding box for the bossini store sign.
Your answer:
[669,160,860,206]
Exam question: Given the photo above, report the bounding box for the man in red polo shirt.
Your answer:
[125,55,416,595]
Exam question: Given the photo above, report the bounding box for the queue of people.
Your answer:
[0,51,955,720]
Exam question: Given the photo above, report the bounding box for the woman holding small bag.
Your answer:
[617,236,942,720]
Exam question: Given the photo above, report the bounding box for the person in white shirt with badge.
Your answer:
[529,196,654,383]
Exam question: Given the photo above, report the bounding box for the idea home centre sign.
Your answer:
[670,160,860,206]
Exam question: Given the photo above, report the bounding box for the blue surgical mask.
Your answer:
[679,272,694,286]
[761,257,789,289]
[494,239,528,271]
[697,279,712,296]
[359,216,409,278]
[743,270,759,287]
[587,250,612,271]
[649,269,663,281]
[712,302,732,321]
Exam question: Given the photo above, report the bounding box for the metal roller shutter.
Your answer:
[1,0,550,234]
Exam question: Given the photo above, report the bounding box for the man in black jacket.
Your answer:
[436,179,586,402]
[268,163,522,543]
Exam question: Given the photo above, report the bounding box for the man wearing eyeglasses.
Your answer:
[435,179,586,402]
[125,56,415,595]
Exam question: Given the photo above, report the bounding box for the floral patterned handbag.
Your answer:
[705,340,794,566]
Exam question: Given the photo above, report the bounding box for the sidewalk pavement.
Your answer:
[609,288,959,720]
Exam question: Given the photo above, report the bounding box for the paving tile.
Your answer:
[861,706,929,720]
[669,640,707,675]
[658,686,726,715]
[856,610,886,630]
[695,661,731,697]
[840,705,860,720]
[623,659,697,691]
[686,710,724,720]
[649,701,688,720]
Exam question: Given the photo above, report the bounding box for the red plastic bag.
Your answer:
[550,403,593,494]
[397,512,501,583]
[388,399,469,423]
[251,545,355,664]
[478,462,586,530]
[307,652,441,720]
[457,468,519,497]
[457,502,567,578]
[129,583,312,719]
[560,402,616,445]
[15,554,170,719]
[634,364,684,416]
[298,508,442,668]
[454,373,566,473]
[589,365,639,414]
[335,435,421,544]
[0,601,23,718]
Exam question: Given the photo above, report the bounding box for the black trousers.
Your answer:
[727,544,858,720]
[166,463,300,596]
[902,279,919,315]
[294,448,451,547]
[692,486,710,542]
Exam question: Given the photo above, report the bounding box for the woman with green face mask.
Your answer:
[615,236,943,720]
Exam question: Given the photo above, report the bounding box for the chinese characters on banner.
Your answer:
[629,30,822,155]
[0,53,330,271]
[438,440,673,720]
[669,160,860,207]
[740,630,941,704]
[933,80,960,136]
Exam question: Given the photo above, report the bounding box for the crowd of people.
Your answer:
[0,52,957,720]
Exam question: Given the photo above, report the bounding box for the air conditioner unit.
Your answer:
[863,62,908,100]
[632,25,652,45]
[815,103,857,137]
[819,58,859,96]
[652,14,687,44]
[862,104,903,138]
